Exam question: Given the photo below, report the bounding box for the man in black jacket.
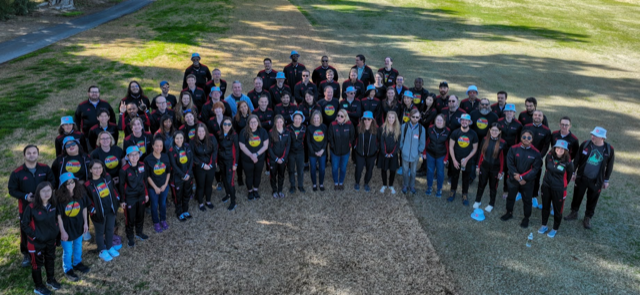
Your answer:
[312,56,339,88]
[182,53,211,89]
[564,127,614,229]
[351,54,375,87]
[283,50,306,89]
[75,86,117,149]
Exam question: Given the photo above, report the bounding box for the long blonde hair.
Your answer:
[382,111,400,141]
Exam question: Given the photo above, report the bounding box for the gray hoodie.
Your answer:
[399,122,426,162]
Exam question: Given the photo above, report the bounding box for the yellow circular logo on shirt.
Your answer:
[154,162,166,175]
[105,155,119,169]
[413,95,421,105]
[65,201,81,217]
[249,135,261,147]
[179,150,188,164]
[65,160,81,173]
[136,141,146,154]
[97,182,110,198]
[458,135,470,148]
[324,105,335,116]
[476,118,488,130]
[313,130,324,142]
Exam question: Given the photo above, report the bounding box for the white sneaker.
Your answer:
[485,205,493,212]
[380,186,387,193]
[389,187,396,194]
[473,202,481,209]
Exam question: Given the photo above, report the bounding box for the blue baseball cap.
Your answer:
[191,53,200,58]
[590,126,607,139]
[346,86,356,93]
[466,85,478,95]
[291,110,305,122]
[362,111,374,119]
[504,104,516,112]
[471,208,485,221]
[366,85,375,91]
[290,50,300,57]
[58,172,78,188]
[62,136,79,147]
[460,114,471,121]
[160,81,169,87]
[209,86,221,96]
[126,146,140,156]
[276,72,286,79]
[553,140,569,150]
[60,116,74,125]
[403,90,414,98]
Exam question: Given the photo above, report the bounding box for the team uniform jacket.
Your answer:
[217,132,239,166]
[55,131,88,156]
[312,65,339,87]
[434,95,449,114]
[378,67,399,87]
[169,143,194,181]
[204,79,227,98]
[275,103,298,126]
[88,123,119,150]
[478,137,507,174]
[440,107,466,131]
[360,97,381,124]
[542,154,575,191]
[522,123,552,156]
[183,64,212,89]
[354,129,379,157]
[318,80,341,100]
[51,154,91,187]
[268,129,291,163]
[497,118,523,147]
[121,95,151,116]
[117,113,151,137]
[192,134,219,169]
[299,102,320,126]
[339,99,363,126]
[206,115,224,137]
[247,89,272,109]
[178,122,201,143]
[151,94,177,111]
[506,143,542,183]
[123,131,153,160]
[391,85,409,103]
[426,126,450,161]
[328,121,355,156]
[85,175,120,223]
[253,108,275,131]
[269,84,292,106]
[287,125,306,154]
[149,109,177,134]
[21,203,59,247]
[294,81,318,104]
[421,106,438,128]
[518,111,549,127]
[75,99,117,136]
[341,79,365,99]
[491,103,506,118]
[233,115,249,137]
[351,65,375,87]
[118,161,148,203]
[551,131,580,160]
[182,87,207,112]
[283,62,307,89]
[199,100,232,123]
[459,98,481,114]
[257,70,278,92]
[8,163,55,214]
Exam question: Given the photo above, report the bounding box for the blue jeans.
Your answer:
[309,155,326,185]
[427,154,445,191]
[331,152,349,184]
[149,186,168,224]
[61,236,83,273]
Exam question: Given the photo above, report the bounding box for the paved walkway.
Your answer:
[0,0,153,64]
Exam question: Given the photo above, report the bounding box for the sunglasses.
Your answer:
[521,135,532,140]
[448,100,456,102]
[338,115,345,118]
[302,75,309,77]
[65,142,77,148]
[321,60,328,62]
[411,116,420,119]
[480,103,489,106]
[223,123,232,126]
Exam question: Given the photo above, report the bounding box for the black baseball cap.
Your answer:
[439,81,449,88]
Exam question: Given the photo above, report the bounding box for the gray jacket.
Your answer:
[399,122,426,162]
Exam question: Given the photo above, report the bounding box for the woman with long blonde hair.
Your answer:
[377,111,401,194]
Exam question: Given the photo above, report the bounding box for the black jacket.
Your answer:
[88,123,119,150]
[328,121,355,156]
[339,99,362,126]
[506,144,542,183]
[123,131,153,160]
[269,84,292,106]
[85,175,120,223]
[268,129,291,162]
[119,161,148,202]
[573,140,615,188]
[542,154,574,191]
[478,137,507,173]
[8,163,55,214]
[341,79,365,99]
[522,123,552,156]
[21,203,59,245]
[426,126,450,160]
[51,153,91,187]
[275,103,298,126]
[183,63,212,89]
[497,118,523,147]
[169,143,194,181]
[253,108,275,131]
[350,65,375,87]
[149,109,177,134]
[217,132,239,166]
[192,134,219,168]
[294,81,318,104]
[75,99,117,135]
[287,125,306,154]
[354,129,378,157]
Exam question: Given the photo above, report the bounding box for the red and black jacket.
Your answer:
[391,85,409,103]
[478,137,506,174]
[318,80,341,100]
[287,124,306,154]
[360,97,381,125]
[183,63,212,89]
[506,143,542,183]
[123,131,153,160]
[275,103,299,126]
[354,129,379,157]
[269,84,292,106]
[75,99,116,136]
[253,108,275,131]
[497,117,523,147]
[328,121,355,156]
[426,125,450,161]
[8,163,55,214]
[339,99,362,126]
[518,111,549,127]
[88,123,119,150]
[182,87,207,113]
[378,67,399,87]
[51,153,91,187]
[441,107,466,131]
[217,131,239,167]
[55,131,88,156]
[206,115,224,137]
[118,113,150,137]
[551,131,579,161]
[434,95,449,114]
[378,127,399,157]
[350,64,374,87]
[542,153,574,192]
[247,89,272,109]
[21,203,59,246]
[204,79,227,98]
[149,109,177,134]
[294,81,318,104]
[313,65,339,87]
[341,79,365,99]
[299,102,320,126]
[459,97,480,114]
[523,123,552,156]
[118,161,148,202]
[283,62,307,89]
[192,134,218,169]
[421,105,438,128]
[121,95,151,116]
[268,129,291,163]
[257,69,278,92]
[491,103,506,118]
[178,121,201,143]
[85,175,120,223]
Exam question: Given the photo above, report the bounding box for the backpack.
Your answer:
[403,123,422,142]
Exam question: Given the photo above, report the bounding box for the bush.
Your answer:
[0,0,37,21]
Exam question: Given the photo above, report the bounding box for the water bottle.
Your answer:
[526,232,533,248]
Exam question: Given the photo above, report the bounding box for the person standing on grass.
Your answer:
[144,137,171,233]
[257,58,278,92]
[379,56,399,87]
[85,160,121,262]
[8,145,54,268]
[399,109,426,194]
[206,102,226,192]
[55,116,88,157]
[378,111,401,194]
[288,111,306,194]
[564,127,615,229]
[205,68,227,98]
[118,102,151,137]
[497,104,522,199]
[275,92,298,126]
[447,114,478,205]
[119,146,149,248]
[149,95,176,135]
[500,130,542,228]
[75,85,116,149]
[434,81,450,114]
[351,54,375,87]
[294,69,317,104]
[551,116,580,161]
[425,114,450,198]
[410,78,430,112]
[522,110,552,207]
[21,182,61,295]
[538,140,574,238]
[174,92,199,125]
[55,172,90,282]
[217,117,239,211]
[239,115,270,200]
[192,123,218,212]
[441,95,466,131]
[233,101,251,187]
[469,98,499,183]
[152,81,177,110]
[339,86,363,127]
[270,72,292,106]
[328,109,355,191]
[51,136,91,188]
[225,80,254,117]
[353,111,379,192]
[342,68,365,100]
[361,85,382,126]
[491,91,508,119]
[307,111,328,192]
[460,85,481,114]
[88,108,119,151]
[183,53,211,90]
[318,69,340,100]
[473,123,506,212]
[312,55,339,88]
[317,86,340,127]
[248,77,273,110]
[518,97,549,126]
[121,81,151,116]
[122,117,153,161]
[268,115,291,198]
[168,131,194,221]
[183,74,207,113]
[283,50,306,89]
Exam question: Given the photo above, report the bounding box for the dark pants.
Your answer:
[501,148,511,193]
[194,166,215,204]
[28,240,55,288]
[242,156,265,190]
[506,179,534,218]
[215,170,221,184]
[355,154,375,185]
[124,197,145,239]
[469,153,478,180]
[450,160,471,194]
[571,177,601,218]
[19,206,28,255]
[219,160,236,204]
[475,167,500,206]
[541,185,565,230]
[533,170,542,198]
[381,169,396,186]
[237,160,244,185]
[270,161,287,193]
[93,212,116,252]
[288,151,304,187]
[309,155,326,186]
[171,177,193,216]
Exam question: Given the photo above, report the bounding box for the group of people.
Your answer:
[8,51,615,295]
